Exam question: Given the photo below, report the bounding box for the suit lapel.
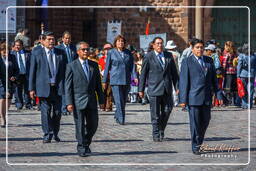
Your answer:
[88,60,94,81]
[152,51,164,71]
[163,52,170,71]
[114,49,125,63]
[41,48,51,77]
[192,55,204,72]
[76,59,89,82]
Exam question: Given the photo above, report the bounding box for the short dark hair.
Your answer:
[191,38,204,48]
[39,34,45,40]
[152,37,163,44]
[43,31,54,39]
[14,39,24,46]
[113,35,126,48]
[62,31,71,38]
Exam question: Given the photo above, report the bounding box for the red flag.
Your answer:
[145,17,150,35]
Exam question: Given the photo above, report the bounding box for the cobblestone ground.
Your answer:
[0,103,255,171]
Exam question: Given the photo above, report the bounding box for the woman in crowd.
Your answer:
[102,35,136,125]
[237,44,256,109]
[204,44,223,107]
[135,49,149,105]
[0,42,18,128]
[222,41,238,106]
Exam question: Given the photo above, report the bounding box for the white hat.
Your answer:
[205,44,216,51]
[165,40,177,49]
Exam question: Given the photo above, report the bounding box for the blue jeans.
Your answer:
[241,77,254,108]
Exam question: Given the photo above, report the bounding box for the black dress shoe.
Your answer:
[153,137,161,142]
[43,139,51,143]
[192,150,201,155]
[78,151,89,157]
[86,147,91,154]
[160,131,164,141]
[54,136,61,142]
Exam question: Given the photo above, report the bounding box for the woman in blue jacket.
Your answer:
[102,35,136,125]
[237,44,256,109]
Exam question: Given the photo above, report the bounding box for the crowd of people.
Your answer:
[0,28,255,157]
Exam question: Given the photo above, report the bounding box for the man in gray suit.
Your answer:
[139,37,179,142]
[65,41,104,157]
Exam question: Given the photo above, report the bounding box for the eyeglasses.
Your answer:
[80,48,90,51]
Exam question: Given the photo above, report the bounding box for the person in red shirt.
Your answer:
[99,43,113,111]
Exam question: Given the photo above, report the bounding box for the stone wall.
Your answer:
[24,0,191,50]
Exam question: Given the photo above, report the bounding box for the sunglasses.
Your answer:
[80,48,90,51]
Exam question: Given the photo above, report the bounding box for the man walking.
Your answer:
[179,38,221,155]
[29,31,67,143]
[11,39,32,110]
[56,31,77,115]
[139,37,179,142]
[65,41,104,157]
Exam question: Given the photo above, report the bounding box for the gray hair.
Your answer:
[76,41,89,50]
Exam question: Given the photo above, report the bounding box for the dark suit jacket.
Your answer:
[0,54,19,97]
[179,55,220,106]
[139,51,179,96]
[10,49,31,79]
[28,47,67,97]
[102,48,134,85]
[55,43,77,63]
[65,59,104,110]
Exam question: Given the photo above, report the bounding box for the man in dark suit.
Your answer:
[139,37,179,142]
[29,31,67,143]
[11,39,32,110]
[55,31,77,115]
[65,41,104,157]
[179,38,221,155]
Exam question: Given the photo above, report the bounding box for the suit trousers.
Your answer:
[39,86,62,139]
[149,93,173,138]
[14,74,31,109]
[188,105,211,151]
[111,85,130,123]
[73,107,98,153]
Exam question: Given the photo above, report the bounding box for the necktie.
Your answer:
[66,46,72,62]
[48,50,55,78]
[198,57,204,68]
[158,54,165,68]
[83,61,90,80]
[18,52,26,74]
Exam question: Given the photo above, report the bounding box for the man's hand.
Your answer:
[99,104,105,109]
[134,78,139,85]
[176,89,179,95]
[102,83,107,90]
[29,91,36,99]
[180,103,186,108]
[67,105,74,112]
[139,92,144,98]
[10,76,16,81]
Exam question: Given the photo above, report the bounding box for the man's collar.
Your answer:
[79,57,88,64]
[194,55,203,60]
[63,43,69,48]
[44,47,53,53]
[154,50,163,57]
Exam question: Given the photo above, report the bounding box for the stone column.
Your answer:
[195,0,202,39]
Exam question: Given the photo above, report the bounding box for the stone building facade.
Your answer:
[2,0,255,51]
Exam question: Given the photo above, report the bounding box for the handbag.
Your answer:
[237,78,245,98]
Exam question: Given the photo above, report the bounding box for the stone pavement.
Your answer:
[0,103,255,171]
